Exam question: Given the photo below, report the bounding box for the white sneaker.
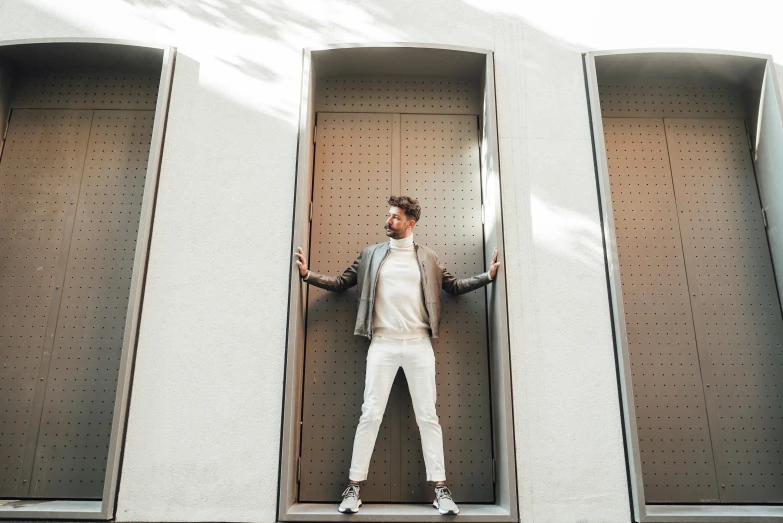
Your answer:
[433,485,459,515]
[338,483,362,514]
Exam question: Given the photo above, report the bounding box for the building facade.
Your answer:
[0,1,782,522]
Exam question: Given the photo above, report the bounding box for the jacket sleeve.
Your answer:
[440,258,493,296]
[303,253,360,292]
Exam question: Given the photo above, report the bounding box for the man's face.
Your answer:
[385,206,414,239]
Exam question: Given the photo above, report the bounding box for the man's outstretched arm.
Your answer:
[441,247,501,296]
[294,246,359,292]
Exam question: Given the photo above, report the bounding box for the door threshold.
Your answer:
[0,499,103,519]
[283,502,514,521]
[643,504,783,522]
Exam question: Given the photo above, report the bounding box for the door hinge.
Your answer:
[481,204,485,225]
[309,201,313,223]
[313,125,317,144]
[492,459,496,483]
[762,208,768,229]
[297,456,301,482]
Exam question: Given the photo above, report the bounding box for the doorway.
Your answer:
[300,111,493,503]
[589,53,783,507]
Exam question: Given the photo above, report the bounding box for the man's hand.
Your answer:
[489,248,501,280]
[294,247,308,278]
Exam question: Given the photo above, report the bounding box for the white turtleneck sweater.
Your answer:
[372,234,431,339]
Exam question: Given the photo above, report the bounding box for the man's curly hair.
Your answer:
[388,195,421,222]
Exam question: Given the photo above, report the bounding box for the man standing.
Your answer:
[294,196,499,515]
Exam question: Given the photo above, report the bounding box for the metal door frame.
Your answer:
[585,48,783,523]
[0,38,176,520]
[280,43,519,522]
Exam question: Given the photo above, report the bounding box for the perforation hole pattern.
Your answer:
[0,110,93,495]
[28,111,153,498]
[603,118,719,502]
[315,76,481,115]
[666,119,783,503]
[399,114,492,502]
[300,112,492,503]
[300,113,393,502]
[599,80,744,118]
[11,73,158,110]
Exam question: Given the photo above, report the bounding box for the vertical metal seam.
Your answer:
[19,109,96,496]
[662,118,722,499]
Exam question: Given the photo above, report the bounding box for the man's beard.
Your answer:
[385,226,403,239]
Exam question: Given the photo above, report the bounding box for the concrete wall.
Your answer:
[0,1,782,522]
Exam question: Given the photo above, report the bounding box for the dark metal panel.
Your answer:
[0,60,12,140]
[603,118,720,502]
[299,113,393,502]
[315,76,481,115]
[665,118,783,503]
[0,109,93,498]
[10,73,158,110]
[26,110,154,499]
[399,114,493,502]
[599,80,745,119]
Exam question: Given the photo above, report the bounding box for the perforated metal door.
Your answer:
[665,119,783,503]
[605,115,783,504]
[603,118,719,502]
[0,110,93,497]
[0,109,154,499]
[27,111,153,498]
[300,113,492,503]
[300,113,393,502]
[399,115,492,502]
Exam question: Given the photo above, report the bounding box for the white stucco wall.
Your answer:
[1,1,782,522]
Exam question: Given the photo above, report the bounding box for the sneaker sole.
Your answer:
[338,500,362,514]
[433,501,459,515]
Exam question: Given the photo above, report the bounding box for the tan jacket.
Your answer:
[304,241,492,339]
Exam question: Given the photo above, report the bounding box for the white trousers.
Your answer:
[348,335,446,482]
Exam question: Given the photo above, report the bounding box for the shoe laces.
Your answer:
[342,484,360,500]
[435,485,453,501]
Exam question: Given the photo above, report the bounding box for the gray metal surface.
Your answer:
[26,110,154,498]
[665,118,783,503]
[399,114,492,502]
[10,73,159,110]
[0,109,93,498]
[599,79,745,119]
[0,61,11,140]
[300,112,492,503]
[0,93,156,502]
[315,76,481,115]
[602,117,720,503]
[300,113,393,502]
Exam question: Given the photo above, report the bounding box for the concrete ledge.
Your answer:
[0,499,103,520]
[283,502,515,522]
[644,505,783,523]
